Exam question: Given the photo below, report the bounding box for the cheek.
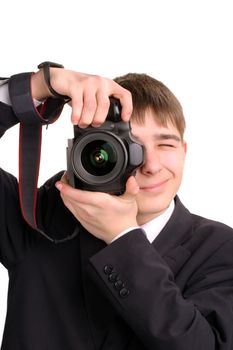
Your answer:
[162,152,185,175]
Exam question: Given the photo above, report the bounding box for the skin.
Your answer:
[56,110,187,244]
[31,68,133,126]
[132,111,187,225]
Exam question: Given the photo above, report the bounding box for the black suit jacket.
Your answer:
[1,98,233,349]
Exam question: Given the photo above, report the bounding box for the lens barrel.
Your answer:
[71,131,127,186]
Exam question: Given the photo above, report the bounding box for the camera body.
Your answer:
[67,97,144,194]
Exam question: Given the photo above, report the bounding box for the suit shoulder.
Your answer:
[190,213,233,246]
[0,167,18,190]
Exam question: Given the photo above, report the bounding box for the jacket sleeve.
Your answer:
[0,100,19,136]
[0,98,40,268]
[36,172,77,241]
[0,79,65,267]
[0,167,38,268]
[87,229,233,350]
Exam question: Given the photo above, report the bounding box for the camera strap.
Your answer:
[8,72,78,243]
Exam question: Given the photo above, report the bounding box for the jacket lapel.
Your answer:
[152,196,193,275]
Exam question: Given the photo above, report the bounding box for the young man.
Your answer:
[0,66,233,349]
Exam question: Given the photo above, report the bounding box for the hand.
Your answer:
[31,68,132,127]
[55,175,139,244]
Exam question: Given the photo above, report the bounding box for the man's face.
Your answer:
[131,110,187,225]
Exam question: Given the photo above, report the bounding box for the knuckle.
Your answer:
[84,99,97,112]
[93,75,105,84]
[78,121,89,128]
[71,112,81,121]
[92,118,103,126]
[123,88,132,99]
[87,75,103,86]
[99,96,110,108]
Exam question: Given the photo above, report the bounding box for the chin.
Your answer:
[137,195,171,220]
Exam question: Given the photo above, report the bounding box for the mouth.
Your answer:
[140,179,169,192]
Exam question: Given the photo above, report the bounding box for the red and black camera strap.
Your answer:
[8,72,78,243]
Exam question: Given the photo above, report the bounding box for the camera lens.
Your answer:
[81,140,117,176]
[71,131,127,186]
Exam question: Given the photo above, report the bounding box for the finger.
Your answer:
[121,176,139,201]
[59,194,89,225]
[55,181,80,199]
[69,88,84,125]
[78,89,97,128]
[60,172,68,184]
[91,92,110,127]
[61,194,92,219]
[111,87,133,122]
[55,181,104,205]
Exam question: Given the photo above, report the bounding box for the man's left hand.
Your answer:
[55,175,139,244]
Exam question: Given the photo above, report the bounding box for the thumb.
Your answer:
[122,176,139,200]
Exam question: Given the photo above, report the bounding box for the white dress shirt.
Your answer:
[141,199,175,243]
[112,200,175,243]
[0,79,11,104]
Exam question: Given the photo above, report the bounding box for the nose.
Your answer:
[140,147,162,175]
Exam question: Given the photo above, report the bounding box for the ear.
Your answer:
[183,141,187,154]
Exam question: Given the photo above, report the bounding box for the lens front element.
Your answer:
[81,140,117,176]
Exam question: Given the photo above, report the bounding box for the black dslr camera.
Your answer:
[66,97,144,194]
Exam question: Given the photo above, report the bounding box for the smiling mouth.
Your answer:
[140,179,169,191]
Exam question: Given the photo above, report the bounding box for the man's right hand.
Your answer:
[31,68,133,127]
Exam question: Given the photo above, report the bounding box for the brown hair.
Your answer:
[114,73,186,139]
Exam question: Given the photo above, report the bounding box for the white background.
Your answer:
[0,0,233,339]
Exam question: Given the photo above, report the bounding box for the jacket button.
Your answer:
[114,280,124,290]
[103,265,113,275]
[119,288,130,298]
[108,272,119,282]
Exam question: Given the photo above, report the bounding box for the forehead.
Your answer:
[131,110,181,139]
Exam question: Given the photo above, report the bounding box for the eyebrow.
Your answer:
[154,133,181,142]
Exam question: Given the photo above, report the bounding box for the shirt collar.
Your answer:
[141,200,175,243]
